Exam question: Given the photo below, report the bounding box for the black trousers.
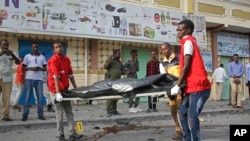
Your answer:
[148,96,157,109]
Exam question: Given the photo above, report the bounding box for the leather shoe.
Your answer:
[152,109,158,112]
[38,116,46,120]
[112,111,121,115]
[2,117,13,121]
[47,104,55,112]
[171,131,183,140]
[13,105,22,110]
[59,134,67,141]
[21,117,27,121]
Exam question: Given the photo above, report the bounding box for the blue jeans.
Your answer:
[23,79,44,118]
[178,89,211,141]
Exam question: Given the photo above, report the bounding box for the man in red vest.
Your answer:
[171,19,211,141]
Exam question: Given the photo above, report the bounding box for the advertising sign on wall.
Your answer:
[217,32,249,57]
[0,0,207,47]
[201,51,212,73]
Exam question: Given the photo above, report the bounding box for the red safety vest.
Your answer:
[179,35,211,94]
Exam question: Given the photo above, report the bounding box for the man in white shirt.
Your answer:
[212,64,228,101]
[0,39,21,121]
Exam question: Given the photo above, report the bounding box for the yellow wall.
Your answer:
[0,32,161,87]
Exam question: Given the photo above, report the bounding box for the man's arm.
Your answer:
[54,76,60,93]
[176,55,191,86]
[239,63,244,77]
[135,59,139,72]
[11,52,21,65]
[228,63,233,77]
[104,56,112,70]
[69,76,77,89]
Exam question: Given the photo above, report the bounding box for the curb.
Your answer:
[1,107,250,133]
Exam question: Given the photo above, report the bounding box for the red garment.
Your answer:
[146,59,160,77]
[47,54,73,93]
[179,35,211,94]
[15,62,25,84]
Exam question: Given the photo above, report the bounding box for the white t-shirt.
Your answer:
[23,54,47,80]
[184,40,193,56]
[212,67,228,82]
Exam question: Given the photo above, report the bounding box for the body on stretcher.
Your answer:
[61,73,185,101]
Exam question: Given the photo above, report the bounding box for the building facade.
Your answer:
[0,0,249,103]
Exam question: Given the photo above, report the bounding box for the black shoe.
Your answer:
[105,4,116,12]
[112,111,121,115]
[2,117,13,121]
[107,112,112,117]
[47,104,55,112]
[21,116,27,121]
[152,109,158,112]
[146,109,152,113]
[59,134,67,141]
[38,116,46,120]
[117,7,126,13]
[171,131,183,140]
[69,131,83,141]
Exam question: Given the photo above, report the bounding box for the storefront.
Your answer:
[3,0,239,104]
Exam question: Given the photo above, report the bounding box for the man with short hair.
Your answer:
[228,54,244,108]
[104,49,124,117]
[48,42,83,141]
[212,63,228,101]
[160,42,182,140]
[22,42,47,121]
[0,39,20,121]
[146,50,160,113]
[171,19,211,141]
[123,49,143,113]
[245,62,250,100]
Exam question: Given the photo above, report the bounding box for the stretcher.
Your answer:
[63,91,167,101]
[61,73,185,101]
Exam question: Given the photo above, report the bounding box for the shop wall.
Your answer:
[0,32,88,104]
[196,0,250,30]
[208,30,250,101]
[89,39,161,84]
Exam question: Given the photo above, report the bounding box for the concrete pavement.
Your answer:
[1,98,250,133]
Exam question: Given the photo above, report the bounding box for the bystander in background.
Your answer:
[13,56,25,110]
[245,62,250,100]
[145,50,160,113]
[228,54,244,108]
[0,39,21,121]
[21,42,47,121]
[104,49,124,117]
[160,42,183,140]
[212,63,228,101]
[123,49,143,113]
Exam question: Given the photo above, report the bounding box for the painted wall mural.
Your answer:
[0,0,207,47]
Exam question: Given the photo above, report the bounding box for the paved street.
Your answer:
[1,111,250,141]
